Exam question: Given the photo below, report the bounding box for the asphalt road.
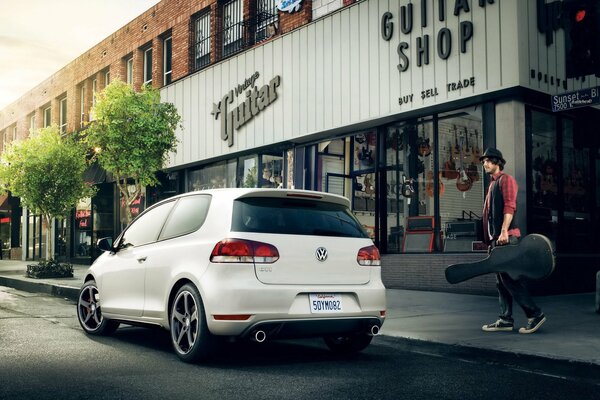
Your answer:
[1,286,599,400]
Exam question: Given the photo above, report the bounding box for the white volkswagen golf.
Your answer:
[77,188,386,362]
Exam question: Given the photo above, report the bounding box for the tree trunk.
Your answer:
[43,214,53,261]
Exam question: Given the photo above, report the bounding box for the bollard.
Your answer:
[596,271,600,314]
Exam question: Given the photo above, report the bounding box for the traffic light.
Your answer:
[564,0,600,78]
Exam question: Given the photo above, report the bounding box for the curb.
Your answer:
[0,275,79,301]
[377,335,600,384]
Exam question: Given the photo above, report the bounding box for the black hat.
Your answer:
[479,147,505,164]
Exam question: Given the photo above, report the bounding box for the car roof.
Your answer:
[161,188,351,208]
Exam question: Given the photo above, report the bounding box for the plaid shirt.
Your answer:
[483,172,521,242]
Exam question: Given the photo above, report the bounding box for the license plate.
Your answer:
[309,293,343,313]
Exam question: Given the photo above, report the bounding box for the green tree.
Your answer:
[85,81,181,224]
[0,126,94,260]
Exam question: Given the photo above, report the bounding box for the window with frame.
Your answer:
[43,106,51,127]
[29,114,35,134]
[194,11,211,70]
[126,57,134,85]
[159,195,212,240]
[222,0,244,57]
[59,97,67,134]
[143,47,153,85]
[118,200,176,248]
[12,125,17,142]
[80,85,85,127]
[163,36,172,85]
[90,79,97,122]
[105,70,110,86]
[255,0,278,43]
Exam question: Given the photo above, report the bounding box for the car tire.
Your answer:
[323,333,373,354]
[77,280,119,336]
[170,283,214,363]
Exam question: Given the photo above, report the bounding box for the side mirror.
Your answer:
[97,237,114,253]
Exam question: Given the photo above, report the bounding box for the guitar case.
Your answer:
[445,234,555,284]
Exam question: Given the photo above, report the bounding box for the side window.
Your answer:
[120,201,176,247]
[159,195,212,240]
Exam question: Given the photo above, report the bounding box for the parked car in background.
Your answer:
[77,188,386,362]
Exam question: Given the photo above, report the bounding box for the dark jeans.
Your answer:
[491,236,543,320]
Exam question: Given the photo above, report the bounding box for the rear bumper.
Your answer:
[240,317,384,340]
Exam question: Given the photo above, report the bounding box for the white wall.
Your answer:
[161,0,537,169]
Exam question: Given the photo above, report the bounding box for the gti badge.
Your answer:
[315,247,328,262]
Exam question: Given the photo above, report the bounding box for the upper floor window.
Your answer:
[222,0,244,58]
[126,57,134,85]
[43,106,51,128]
[163,36,172,85]
[12,125,17,142]
[194,11,211,71]
[59,97,68,134]
[105,70,110,86]
[29,114,36,134]
[90,79,97,122]
[143,47,153,86]
[255,0,278,43]
[80,85,85,127]
[92,79,97,108]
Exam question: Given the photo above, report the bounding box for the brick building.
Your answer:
[2,0,600,296]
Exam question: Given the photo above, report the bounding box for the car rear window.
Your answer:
[232,197,368,238]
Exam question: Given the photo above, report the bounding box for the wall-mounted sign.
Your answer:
[277,0,303,13]
[380,0,496,73]
[211,72,281,147]
[551,87,600,112]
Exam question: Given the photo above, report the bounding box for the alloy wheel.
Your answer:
[171,290,199,354]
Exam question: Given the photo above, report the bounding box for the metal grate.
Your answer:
[194,11,211,70]
[255,0,278,43]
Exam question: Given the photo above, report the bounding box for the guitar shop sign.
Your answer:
[380,0,497,106]
[211,72,281,147]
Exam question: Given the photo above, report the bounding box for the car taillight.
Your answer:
[210,239,279,264]
[357,245,381,266]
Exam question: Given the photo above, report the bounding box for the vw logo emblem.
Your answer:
[315,247,328,262]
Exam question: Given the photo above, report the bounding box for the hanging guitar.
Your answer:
[417,125,431,157]
[456,134,473,192]
[443,142,459,180]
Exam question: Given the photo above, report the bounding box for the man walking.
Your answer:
[480,148,546,334]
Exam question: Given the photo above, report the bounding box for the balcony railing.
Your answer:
[193,10,278,73]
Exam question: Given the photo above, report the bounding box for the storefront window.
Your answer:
[352,132,377,240]
[25,214,47,260]
[530,109,558,242]
[382,106,483,253]
[238,156,258,187]
[437,108,484,252]
[528,108,594,253]
[562,118,591,252]
[259,154,283,188]
[316,139,345,195]
[189,160,237,190]
[74,198,92,257]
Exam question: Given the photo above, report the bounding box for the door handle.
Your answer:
[137,256,147,263]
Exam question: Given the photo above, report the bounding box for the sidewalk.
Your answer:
[1,259,599,377]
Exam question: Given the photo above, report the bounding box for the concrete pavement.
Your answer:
[1,259,599,379]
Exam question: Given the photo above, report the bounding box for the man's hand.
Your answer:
[496,229,509,245]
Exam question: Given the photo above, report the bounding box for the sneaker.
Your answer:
[518,314,546,334]
[482,319,514,332]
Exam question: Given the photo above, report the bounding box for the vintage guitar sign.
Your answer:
[211,73,281,147]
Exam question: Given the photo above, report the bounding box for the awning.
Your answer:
[82,163,107,185]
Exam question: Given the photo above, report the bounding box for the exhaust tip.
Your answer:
[370,325,380,336]
[253,330,267,343]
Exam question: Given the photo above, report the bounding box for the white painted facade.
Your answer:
[161,0,598,170]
